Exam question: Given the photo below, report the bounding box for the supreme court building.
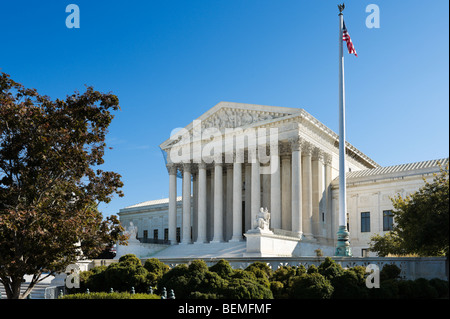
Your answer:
[117,101,447,258]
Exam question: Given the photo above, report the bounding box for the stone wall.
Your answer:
[89,256,448,281]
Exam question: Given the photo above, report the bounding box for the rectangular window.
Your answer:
[361,212,370,232]
[143,230,148,239]
[176,227,181,243]
[164,228,168,241]
[383,210,394,231]
[361,249,369,257]
[153,229,159,240]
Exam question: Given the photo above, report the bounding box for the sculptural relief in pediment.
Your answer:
[200,108,288,130]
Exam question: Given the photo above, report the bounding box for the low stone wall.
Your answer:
[150,256,449,281]
[86,256,448,281]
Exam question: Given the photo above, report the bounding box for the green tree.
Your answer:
[0,72,126,299]
[370,163,449,256]
[289,273,334,299]
[209,259,234,279]
[103,254,150,293]
[143,258,170,287]
[157,260,227,299]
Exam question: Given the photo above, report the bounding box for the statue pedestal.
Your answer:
[243,228,301,257]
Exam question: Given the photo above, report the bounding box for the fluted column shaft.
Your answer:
[270,154,281,229]
[312,148,324,237]
[196,162,207,243]
[212,162,223,242]
[290,137,303,237]
[302,144,313,239]
[182,163,192,243]
[251,154,261,229]
[231,162,243,241]
[168,164,178,244]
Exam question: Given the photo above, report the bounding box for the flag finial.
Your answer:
[338,3,345,13]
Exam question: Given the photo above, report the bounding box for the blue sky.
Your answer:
[1,1,448,218]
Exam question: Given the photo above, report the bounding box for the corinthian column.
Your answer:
[231,161,243,241]
[270,150,281,230]
[211,161,223,243]
[302,142,313,239]
[167,164,178,244]
[181,163,192,244]
[195,162,207,243]
[312,147,324,238]
[250,150,261,229]
[290,136,303,238]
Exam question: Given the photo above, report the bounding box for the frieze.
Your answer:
[201,108,286,130]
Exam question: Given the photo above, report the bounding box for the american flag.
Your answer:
[342,21,357,57]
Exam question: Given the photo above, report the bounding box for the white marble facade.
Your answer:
[118,102,448,257]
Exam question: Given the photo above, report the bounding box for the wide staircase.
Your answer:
[0,275,57,299]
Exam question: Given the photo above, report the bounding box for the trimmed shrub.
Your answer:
[289,273,334,299]
[270,281,284,299]
[271,266,298,299]
[331,268,368,299]
[61,292,159,299]
[428,278,449,298]
[79,265,108,292]
[296,264,307,275]
[380,264,401,281]
[224,277,273,299]
[318,257,344,281]
[157,260,227,299]
[118,254,142,266]
[411,278,439,299]
[369,279,399,299]
[209,259,234,279]
[143,258,170,287]
[245,262,273,280]
[103,255,150,293]
[306,264,318,274]
[189,291,220,299]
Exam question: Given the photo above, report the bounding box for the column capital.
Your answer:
[247,148,258,163]
[279,141,291,156]
[235,149,245,163]
[182,163,192,172]
[289,136,304,152]
[323,153,333,165]
[166,163,178,175]
[198,161,208,170]
[312,147,324,161]
[213,153,223,164]
[301,142,314,156]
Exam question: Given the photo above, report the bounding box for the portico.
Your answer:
[160,102,377,247]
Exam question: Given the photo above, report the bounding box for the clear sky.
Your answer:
[1,0,448,218]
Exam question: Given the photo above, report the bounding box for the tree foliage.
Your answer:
[370,163,449,256]
[76,255,448,299]
[0,72,126,298]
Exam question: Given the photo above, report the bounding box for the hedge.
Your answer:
[74,255,448,299]
[61,292,160,299]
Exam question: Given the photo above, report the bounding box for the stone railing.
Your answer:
[147,256,448,281]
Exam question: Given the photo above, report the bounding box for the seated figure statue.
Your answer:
[255,207,270,231]
[124,221,139,243]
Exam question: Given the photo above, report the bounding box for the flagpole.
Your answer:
[336,3,352,257]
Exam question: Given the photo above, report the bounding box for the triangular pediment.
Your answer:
[160,102,303,149]
[197,101,302,130]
